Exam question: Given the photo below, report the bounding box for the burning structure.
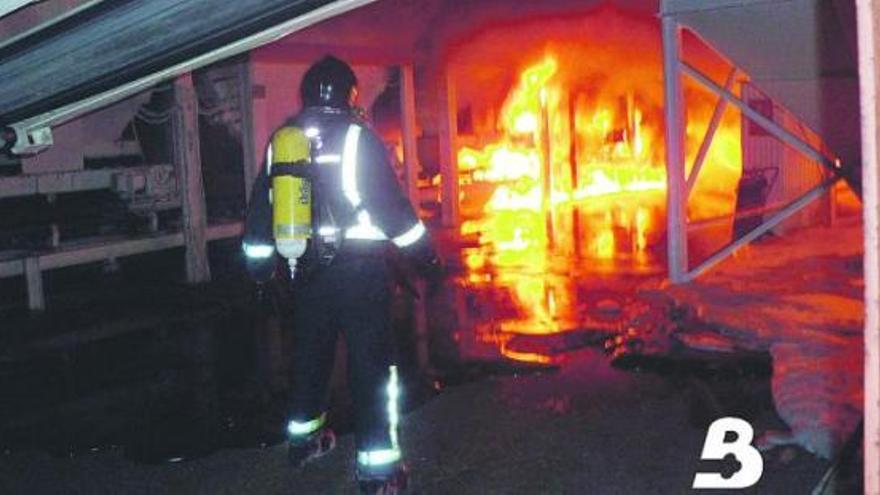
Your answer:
[0,0,877,491]
[0,0,858,313]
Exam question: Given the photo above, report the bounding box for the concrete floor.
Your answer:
[0,346,830,494]
[0,217,863,494]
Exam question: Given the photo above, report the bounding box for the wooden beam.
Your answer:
[662,16,689,284]
[173,74,211,284]
[24,257,44,311]
[857,0,880,491]
[0,164,175,200]
[437,65,459,228]
[400,64,421,208]
[2,222,243,311]
[238,56,258,203]
[0,222,243,280]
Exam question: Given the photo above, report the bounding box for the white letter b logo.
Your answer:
[693,417,763,489]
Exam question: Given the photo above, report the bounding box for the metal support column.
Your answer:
[173,73,211,284]
[400,64,421,206]
[662,16,688,284]
[681,62,839,174]
[438,65,459,228]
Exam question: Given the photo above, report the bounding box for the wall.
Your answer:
[741,82,831,232]
[856,1,880,492]
[673,0,862,177]
[20,93,149,174]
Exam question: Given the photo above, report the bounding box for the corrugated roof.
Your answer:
[0,0,337,125]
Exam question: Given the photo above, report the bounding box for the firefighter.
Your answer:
[241,55,440,494]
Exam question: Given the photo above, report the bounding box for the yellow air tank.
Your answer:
[270,127,312,278]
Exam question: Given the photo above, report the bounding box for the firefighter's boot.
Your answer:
[357,462,408,495]
[287,428,336,468]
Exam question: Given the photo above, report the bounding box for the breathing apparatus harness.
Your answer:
[269,124,344,280]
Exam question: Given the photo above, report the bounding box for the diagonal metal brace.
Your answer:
[680,61,843,177]
[687,68,737,197]
[684,176,841,281]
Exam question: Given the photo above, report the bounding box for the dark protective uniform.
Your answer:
[243,104,435,469]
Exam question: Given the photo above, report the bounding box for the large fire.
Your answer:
[450,15,742,364]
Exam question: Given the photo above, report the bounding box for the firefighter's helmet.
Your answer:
[300,56,358,110]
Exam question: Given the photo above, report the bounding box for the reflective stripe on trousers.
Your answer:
[287,255,397,454]
[288,412,326,436]
[357,365,401,466]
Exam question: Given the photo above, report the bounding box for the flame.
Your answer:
[455,43,741,365]
[501,58,558,135]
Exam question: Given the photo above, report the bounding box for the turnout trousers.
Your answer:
[287,249,397,454]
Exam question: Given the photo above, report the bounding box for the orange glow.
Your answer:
[499,343,555,365]
[452,21,742,365]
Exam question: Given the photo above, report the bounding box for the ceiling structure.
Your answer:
[0,0,860,166]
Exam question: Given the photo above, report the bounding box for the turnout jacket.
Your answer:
[242,106,430,281]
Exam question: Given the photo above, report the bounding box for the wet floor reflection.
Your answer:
[0,266,440,464]
[0,285,290,463]
[451,192,668,366]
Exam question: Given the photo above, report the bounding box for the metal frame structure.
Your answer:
[661,16,844,284]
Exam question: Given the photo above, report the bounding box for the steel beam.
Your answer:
[687,68,736,197]
[686,200,786,231]
[684,177,839,281]
[662,0,782,15]
[662,16,689,284]
[681,61,840,174]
